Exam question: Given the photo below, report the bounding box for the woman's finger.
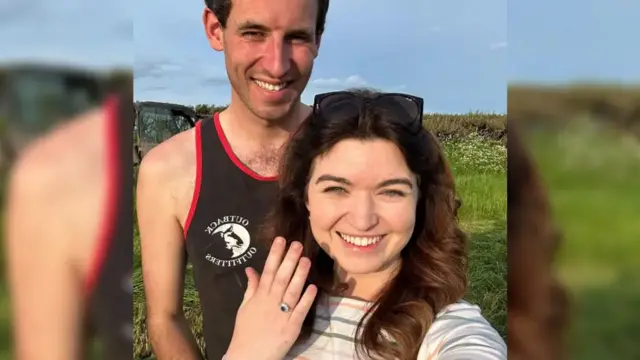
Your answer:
[241,267,260,306]
[288,284,318,326]
[257,237,287,294]
[269,241,303,297]
[280,256,311,310]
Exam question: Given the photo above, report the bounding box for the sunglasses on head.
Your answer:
[312,91,424,133]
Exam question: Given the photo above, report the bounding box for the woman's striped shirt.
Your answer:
[285,294,506,360]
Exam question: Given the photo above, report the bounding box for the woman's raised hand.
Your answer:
[224,237,317,360]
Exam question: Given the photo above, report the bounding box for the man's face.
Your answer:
[205,0,321,121]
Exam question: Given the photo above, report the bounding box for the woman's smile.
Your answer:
[336,231,386,252]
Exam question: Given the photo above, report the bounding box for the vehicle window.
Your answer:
[137,106,193,143]
[9,71,103,133]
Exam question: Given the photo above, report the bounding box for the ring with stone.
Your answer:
[279,302,291,313]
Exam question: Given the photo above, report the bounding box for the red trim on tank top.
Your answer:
[213,113,278,182]
[83,94,120,297]
[183,120,203,238]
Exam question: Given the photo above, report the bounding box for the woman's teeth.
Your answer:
[254,80,287,92]
[338,232,383,247]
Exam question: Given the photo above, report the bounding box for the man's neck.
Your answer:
[222,100,309,148]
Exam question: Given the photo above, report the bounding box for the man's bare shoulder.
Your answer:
[137,126,196,184]
[9,108,104,202]
[6,108,107,262]
[136,127,197,222]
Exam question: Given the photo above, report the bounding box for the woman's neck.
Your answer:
[333,260,401,301]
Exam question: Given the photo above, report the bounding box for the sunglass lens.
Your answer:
[378,95,419,120]
[320,94,360,121]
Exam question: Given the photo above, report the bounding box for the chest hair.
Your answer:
[238,147,282,177]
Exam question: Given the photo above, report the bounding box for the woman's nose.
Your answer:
[346,194,379,231]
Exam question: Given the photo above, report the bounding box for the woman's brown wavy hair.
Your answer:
[507,122,570,360]
[257,88,468,360]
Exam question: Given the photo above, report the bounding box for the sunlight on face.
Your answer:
[306,138,419,278]
[222,0,319,120]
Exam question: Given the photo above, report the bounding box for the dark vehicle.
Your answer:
[134,101,197,166]
[0,63,108,173]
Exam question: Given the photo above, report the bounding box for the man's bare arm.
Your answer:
[4,148,84,359]
[137,148,203,359]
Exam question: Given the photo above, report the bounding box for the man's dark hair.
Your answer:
[204,0,330,36]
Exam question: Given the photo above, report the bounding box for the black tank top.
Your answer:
[83,92,133,359]
[184,114,278,359]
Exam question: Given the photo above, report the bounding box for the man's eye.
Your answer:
[242,31,264,39]
[287,35,311,43]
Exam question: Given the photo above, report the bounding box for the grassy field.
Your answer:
[524,117,640,360]
[0,85,636,359]
[132,113,508,359]
[509,84,640,359]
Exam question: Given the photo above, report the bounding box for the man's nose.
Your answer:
[263,37,291,79]
[346,194,379,231]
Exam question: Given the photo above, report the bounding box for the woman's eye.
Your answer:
[323,186,347,194]
[382,189,406,197]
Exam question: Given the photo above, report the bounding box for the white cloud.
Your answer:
[387,85,408,92]
[310,75,369,89]
[490,41,508,50]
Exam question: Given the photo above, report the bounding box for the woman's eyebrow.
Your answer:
[315,174,413,189]
[377,178,413,189]
[315,174,350,185]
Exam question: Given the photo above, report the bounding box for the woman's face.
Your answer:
[306,138,420,277]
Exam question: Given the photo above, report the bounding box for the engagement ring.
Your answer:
[279,302,291,313]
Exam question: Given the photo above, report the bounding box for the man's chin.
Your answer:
[250,102,298,122]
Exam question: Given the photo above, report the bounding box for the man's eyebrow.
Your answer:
[315,175,414,189]
[236,21,269,32]
[236,20,313,37]
[286,28,314,38]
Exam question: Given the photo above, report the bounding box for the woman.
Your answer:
[223,89,506,360]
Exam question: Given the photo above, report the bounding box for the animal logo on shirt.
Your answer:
[214,224,250,258]
[204,215,258,267]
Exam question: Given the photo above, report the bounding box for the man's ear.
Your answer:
[203,7,224,51]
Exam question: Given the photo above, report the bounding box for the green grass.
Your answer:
[132,132,508,359]
[0,112,507,359]
[525,118,640,360]
[0,284,12,360]
[0,200,12,360]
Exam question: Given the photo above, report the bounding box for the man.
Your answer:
[136,0,330,359]
[4,90,133,359]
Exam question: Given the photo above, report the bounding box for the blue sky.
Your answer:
[2,1,640,114]
[0,0,132,69]
[509,0,640,84]
[133,0,506,113]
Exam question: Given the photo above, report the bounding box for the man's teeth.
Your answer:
[254,80,286,92]
[338,232,383,247]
